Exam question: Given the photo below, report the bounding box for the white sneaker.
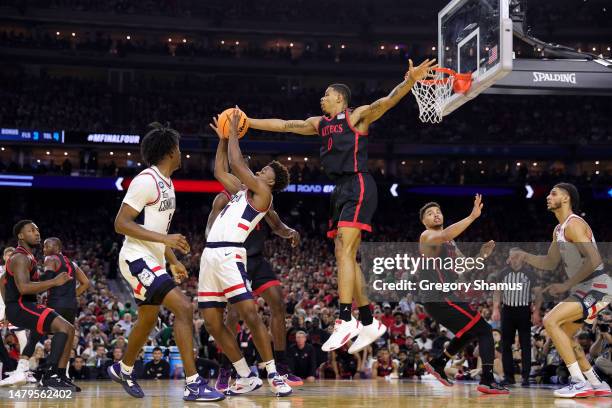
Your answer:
[553,380,595,398]
[321,317,362,352]
[0,369,27,387]
[348,319,387,354]
[267,373,292,397]
[225,372,263,395]
[25,371,37,384]
[592,381,612,397]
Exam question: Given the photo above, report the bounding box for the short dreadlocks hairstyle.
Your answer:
[268,160,290,192]
[13,219,34,239]
[140,122,180,167]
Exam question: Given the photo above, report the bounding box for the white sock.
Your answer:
[567,362,586,382]
[583,368,602,386]
[186,373,199,384]
[120,361,133,375]
[232,358,251,378]
[17,358,29,372]
[15,330,27,354]
[264,360,277,376]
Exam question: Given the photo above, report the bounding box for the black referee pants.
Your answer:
[501,305,532,380]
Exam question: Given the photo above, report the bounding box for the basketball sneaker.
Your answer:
[277,363,303,387]
[348,319,387,354]
[553,380,595,398]
[424,359,453,387]
[60,375,81,392]
[25,370,37,384]
[225,371,263,395]
[183,376,225,402]
[39,372,71,390]
[321,317,362,352]
[107,362,144,398]
[267,372,292,397]
[592,381,612,397]
[0,369,26,387]
[477,381,510,395]
[215,367,232,392]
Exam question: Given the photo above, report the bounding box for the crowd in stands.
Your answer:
[1,71,611,145]
[0,190,611,384]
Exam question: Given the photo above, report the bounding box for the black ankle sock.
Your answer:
[339,303,352,322]
[358,305,373,326]
[273,350,287,365]
[48,332,68,368]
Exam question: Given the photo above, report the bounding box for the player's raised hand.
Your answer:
[228,105,242,138]
[479,240,495,258]
[54,272,73,286]
[470,193,483,219]
[406,58,438,82]
[210,115,224,139]
[164,233,191,254]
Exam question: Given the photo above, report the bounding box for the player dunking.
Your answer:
[509,183,612,398]
[248,58,437,353]
[110,122,224,402]
[206,172,302,391]
[2,221,75,389]
[200,108,292,396]
[418,198,509,394]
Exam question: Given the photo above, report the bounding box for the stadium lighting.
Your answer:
[431,46,436,51]
[327,44,331,48]
[186,154,191,159]
[137,162,141,166]
[596,170,600,175]
[235,41,240,45]
[516,162,521,166]
[71,32,75,37]
[401,161,406,165]
[394,45,399,50]
[419,160,424,164]
[126,35,131,40]
[304,157,308,161]
[0,147,4,151]
[221,40,225,44]
[595,160,600,165]
[287,157,292,161]
[64,152,68,156]
[532,162,538,166]
[46,151,50,155]
[182,39,187,43]
[37,159,41,163]
[110,152,114,156]
[56,32,60,36]
[290,43,294,47]
[127,152,131,156]
[380,45,385,50]
[341,44,346,49]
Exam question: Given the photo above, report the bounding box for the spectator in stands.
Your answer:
[116,313,134,337]
[69,356,90,381]
[288,331,316,382]
[87,345,109,379]
[143,347,170,380]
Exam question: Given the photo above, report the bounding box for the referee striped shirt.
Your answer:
[496,267,537,307]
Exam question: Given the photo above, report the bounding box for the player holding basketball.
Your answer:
[111,122,224,402]
[509,183,612,398]
[419,197,509,394]
[206,174,302,391]
[2,220,75,389]
[200,108,292,396]
[248,58,437,353]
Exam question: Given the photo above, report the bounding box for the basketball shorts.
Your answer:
[424,300,483,339]
[119,253,176,306]
[327,172,378,239]
[570,272,612,324]
[247,255,280,296]
[198,243,253,309]
[5,300,59,335]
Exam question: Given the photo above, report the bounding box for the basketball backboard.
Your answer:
[438,0,513,115]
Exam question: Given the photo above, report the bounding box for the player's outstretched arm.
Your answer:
[510,234,561,271]
[265,208,300,247]
[210,116,242,195]
[227,108,272,210]
[353,58,437,126]
[420,194,483,244]
[249,117,320,135]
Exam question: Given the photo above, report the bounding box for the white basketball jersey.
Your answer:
[120,166,176,265]
[207,189,270,243]
[555,214,604,279]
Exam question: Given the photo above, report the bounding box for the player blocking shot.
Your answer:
[248,58,437,354]
[509,183,612,398]
[200,108,292,396]
[111,122,224,402]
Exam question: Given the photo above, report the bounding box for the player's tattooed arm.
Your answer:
[357,58,437,125]
[249,117,319,135]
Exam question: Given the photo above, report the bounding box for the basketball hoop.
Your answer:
[412,68,472,123]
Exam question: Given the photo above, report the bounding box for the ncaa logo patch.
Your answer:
[158,181,165,189]
[138,269,155,286]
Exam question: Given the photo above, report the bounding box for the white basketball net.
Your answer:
[412,70,455,124]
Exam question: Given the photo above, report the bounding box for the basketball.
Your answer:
[217,108,249,138]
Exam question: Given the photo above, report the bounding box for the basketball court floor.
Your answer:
[1,379,610,408]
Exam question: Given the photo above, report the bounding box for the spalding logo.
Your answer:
[532,72,576,84]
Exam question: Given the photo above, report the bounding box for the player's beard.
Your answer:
[547,201,561,211]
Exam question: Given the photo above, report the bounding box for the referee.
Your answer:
[492,251,542,387]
